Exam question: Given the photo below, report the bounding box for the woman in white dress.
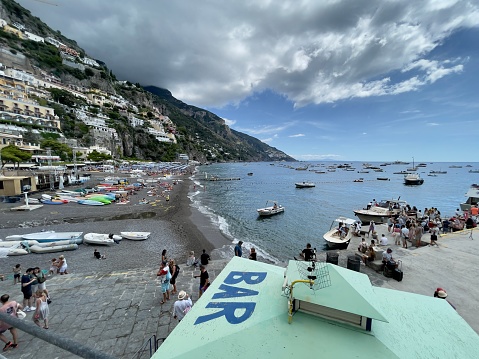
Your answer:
[57,255,68,275]
[33,289,49,329]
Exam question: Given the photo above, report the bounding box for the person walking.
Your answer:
[168,259,180,295]
[33,267,50,301]
[200,249,211,266]
[0,294,21,351]
[234,241,243,257]
[157,261,171,304]
[194,265,209,298]
[33,290,49,329]
[173,291,192,321]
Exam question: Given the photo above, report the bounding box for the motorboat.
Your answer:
[323,217,356,249]
[121,232,151,240]
[404,173,424,185]
[84,233,121,246]
[353,178,364,183]
[21,232,83,243]
[257,201,285,217]
[460,184,479,212]
[353,199,407,224]
[377,177,389,181]
[295,182,315,188]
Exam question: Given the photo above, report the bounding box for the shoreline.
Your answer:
[0,172,230,275]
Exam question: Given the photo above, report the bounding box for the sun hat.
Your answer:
[178,291,187,300]
[437,290,448,298]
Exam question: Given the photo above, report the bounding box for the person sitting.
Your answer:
[93,249,106,260]
[300,243,316,261]
[361,244,376,264]
[186,251,199,267]
[379,234,388,246]
[335,222,344,236]
[358,238,368,253]
[273,203,278,209]
[382,248,395,265]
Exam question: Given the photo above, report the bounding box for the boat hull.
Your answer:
[121,232,151,240]
[29,244,79,253]
[404,179,424,185]
[257,207,285,216]
[21,232,83,243]
[84,233,118,246]
[353,211,389,224]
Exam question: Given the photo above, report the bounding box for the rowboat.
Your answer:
[121,232,151,240]
[84,233,121,245]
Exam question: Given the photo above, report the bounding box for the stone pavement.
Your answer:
[0,259,230,359]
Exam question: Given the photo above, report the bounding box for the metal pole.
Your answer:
[0,313,117,359]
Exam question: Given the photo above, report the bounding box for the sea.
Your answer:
[189,161,479,263]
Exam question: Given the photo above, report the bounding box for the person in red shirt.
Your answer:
[471,205,479,217]
[0,294,21,351]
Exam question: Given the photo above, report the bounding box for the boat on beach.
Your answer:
[323,217,356,249]
[84,233,121,245]
[257,201,284,217]
[29,243,79,253]
[295,182,315,188]
[121,232,151,240]
[21,232,83,243]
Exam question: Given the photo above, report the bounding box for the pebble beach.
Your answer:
[0,172,230,276]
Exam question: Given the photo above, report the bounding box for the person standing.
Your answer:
[32,290,49,329]
[249,248,257,260]
[33,267,49,301]
[157,261,171,304]
[200,249,211,266]
[415,224,424,247]
[368,221,375,237]
[12,264,21,285]
[21,268,36,312]
[161,249,168,263]
[300,243,316,261]
[194,265,209,298]
[173,291,192,321]
[0,294,21,351]
[168,259,180,295]
[56,255,68,275]
[234,241,243,257]
[400,225,409,249]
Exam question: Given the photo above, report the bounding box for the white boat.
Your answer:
[460,184,479,212]
[295,182,315,188]
[7,248,29,256]
[353,199,407,224]
[257,201,285,217]
[121,232,151,240]
[21,232,83,243]
[29,243,79,253]
[0,240,39,247]
[323,217,356,249]
[404,173,424,185]
[84,233,121,245]
[5,232,54,241]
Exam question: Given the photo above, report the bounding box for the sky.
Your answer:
[15,0,479,162]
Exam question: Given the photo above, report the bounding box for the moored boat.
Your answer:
[460,184,479,212]
[29,243,79,253]
[323,217,356,249]
[257,201,284,217]
[353,199,407,224]
[295,182,315,188]
[404,173,424,185]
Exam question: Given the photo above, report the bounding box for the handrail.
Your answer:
[0,312,116,359]
[130,335,165,359]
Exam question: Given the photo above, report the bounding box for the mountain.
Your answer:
[0,0,295,163]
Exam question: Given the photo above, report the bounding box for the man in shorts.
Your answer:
[0,294,21,351]
[194,265,209,298]
[21,268,36,312]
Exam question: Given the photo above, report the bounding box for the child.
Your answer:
[33,289,49,329]
[12,264,21,285]
[48,259,57,276]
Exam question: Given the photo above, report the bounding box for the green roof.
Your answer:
[152,257,479,359]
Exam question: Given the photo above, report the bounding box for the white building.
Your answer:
[24,32,44,43]
[45,37,64,48]
[129,116,144,127]
[81,57,99,67]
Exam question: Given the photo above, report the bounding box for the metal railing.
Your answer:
[0,312,116,359]
[130,335,165,359]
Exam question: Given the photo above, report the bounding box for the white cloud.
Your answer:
[17,0,479,108]
[223,118,236,126]
[289,134,305,138]
[294,154,342,161]
[426,122,440,126]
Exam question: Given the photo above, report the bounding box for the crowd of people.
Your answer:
[0,257,62,352]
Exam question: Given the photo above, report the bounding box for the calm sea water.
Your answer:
[189,161,479,262]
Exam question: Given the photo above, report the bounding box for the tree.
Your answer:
[1,145,32,168]
[87,150,111,162]
[40,139,72,161]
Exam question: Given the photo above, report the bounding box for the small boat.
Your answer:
[257,201,284,217]
[354,199,408,224]
[404,173,424,185]
[323,217,356,249]
[78,200,105,206]
[247,173,253,176]
[84,233,121,246]
[7,248,29,256]
[353,178,364,183]
[460,184,479,212]
[430,170,447,174]
[295,182,315,188]
[377,177,389,181]
[121,232,151,240]
[21,232,83,243]
[0,240,39,247]
[468,170,479,174]
[428,174,438,177]
[29,243,79,253]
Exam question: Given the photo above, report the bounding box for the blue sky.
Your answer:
[16,0,479,161]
